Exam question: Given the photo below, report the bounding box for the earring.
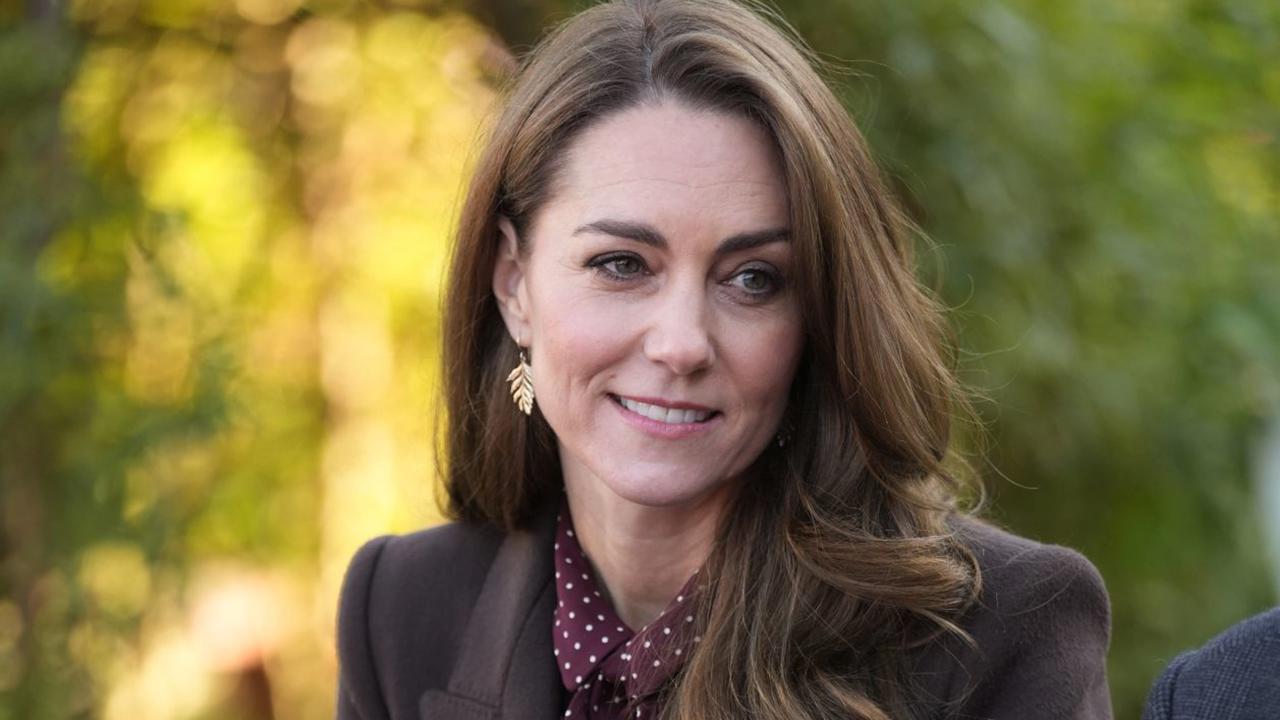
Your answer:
[506,345,534,415]
[776,420,792,448]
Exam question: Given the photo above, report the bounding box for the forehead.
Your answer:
[548,101,789,232]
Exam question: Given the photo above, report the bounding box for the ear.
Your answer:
[491,216,532,347]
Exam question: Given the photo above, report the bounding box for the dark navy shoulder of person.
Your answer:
[1142,607,1280,720]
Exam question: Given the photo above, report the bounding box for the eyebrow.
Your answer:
[572,218,790,255]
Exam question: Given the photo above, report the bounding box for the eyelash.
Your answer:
[585,252,785,300]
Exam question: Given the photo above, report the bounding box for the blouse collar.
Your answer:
[552,497,701,714]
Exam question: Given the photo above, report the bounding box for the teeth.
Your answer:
[617,396,711,424]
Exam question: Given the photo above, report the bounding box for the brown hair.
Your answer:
[440,1,981,717]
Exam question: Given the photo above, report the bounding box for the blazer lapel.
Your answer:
[418,504,560,720]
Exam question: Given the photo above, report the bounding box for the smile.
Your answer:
[609,394,718,425]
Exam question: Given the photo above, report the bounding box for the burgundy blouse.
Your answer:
[553,500,700,719]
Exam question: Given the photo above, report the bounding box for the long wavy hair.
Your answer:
[440,1,982,717]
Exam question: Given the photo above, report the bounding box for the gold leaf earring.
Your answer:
[506,345,534,415]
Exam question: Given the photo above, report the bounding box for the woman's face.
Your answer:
[493,101,804,509]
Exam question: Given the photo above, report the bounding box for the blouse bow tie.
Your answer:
[552,503,701,719]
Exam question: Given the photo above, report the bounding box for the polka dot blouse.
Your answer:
[553,498,700,720]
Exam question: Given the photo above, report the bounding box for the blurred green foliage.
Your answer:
[782,1,1280,712]
[1,0,1277,718]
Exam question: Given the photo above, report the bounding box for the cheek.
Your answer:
[722,314,804,408]
[528,284,635,398]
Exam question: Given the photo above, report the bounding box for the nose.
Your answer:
[642,281,716,375]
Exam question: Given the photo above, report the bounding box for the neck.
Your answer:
[562,472,734,630]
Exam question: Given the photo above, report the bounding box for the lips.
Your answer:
[610,394,718,425]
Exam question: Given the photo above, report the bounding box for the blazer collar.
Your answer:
[419,501,562,720]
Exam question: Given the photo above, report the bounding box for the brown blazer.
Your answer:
[335,507,1113,720]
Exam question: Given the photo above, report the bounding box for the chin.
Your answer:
[596,464,736,509]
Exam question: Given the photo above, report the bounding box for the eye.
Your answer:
[727,265,782,298]
[587,252,649,281]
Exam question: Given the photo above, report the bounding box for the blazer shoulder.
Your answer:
[1180,606,1280,664]
[361,520,506,585]
[1141,651,1191,720]
[914,514,1113,719]
[1142,607,1280,720]
[953,514,1110,621]
[336,521,505,720]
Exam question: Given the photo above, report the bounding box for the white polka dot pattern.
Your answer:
[553,499,701,720]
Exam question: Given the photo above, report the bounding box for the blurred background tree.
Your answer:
[0,0,1276,718]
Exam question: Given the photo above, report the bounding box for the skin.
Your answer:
[492,100,804,629]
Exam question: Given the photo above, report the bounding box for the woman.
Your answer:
[336,1,1112,718]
